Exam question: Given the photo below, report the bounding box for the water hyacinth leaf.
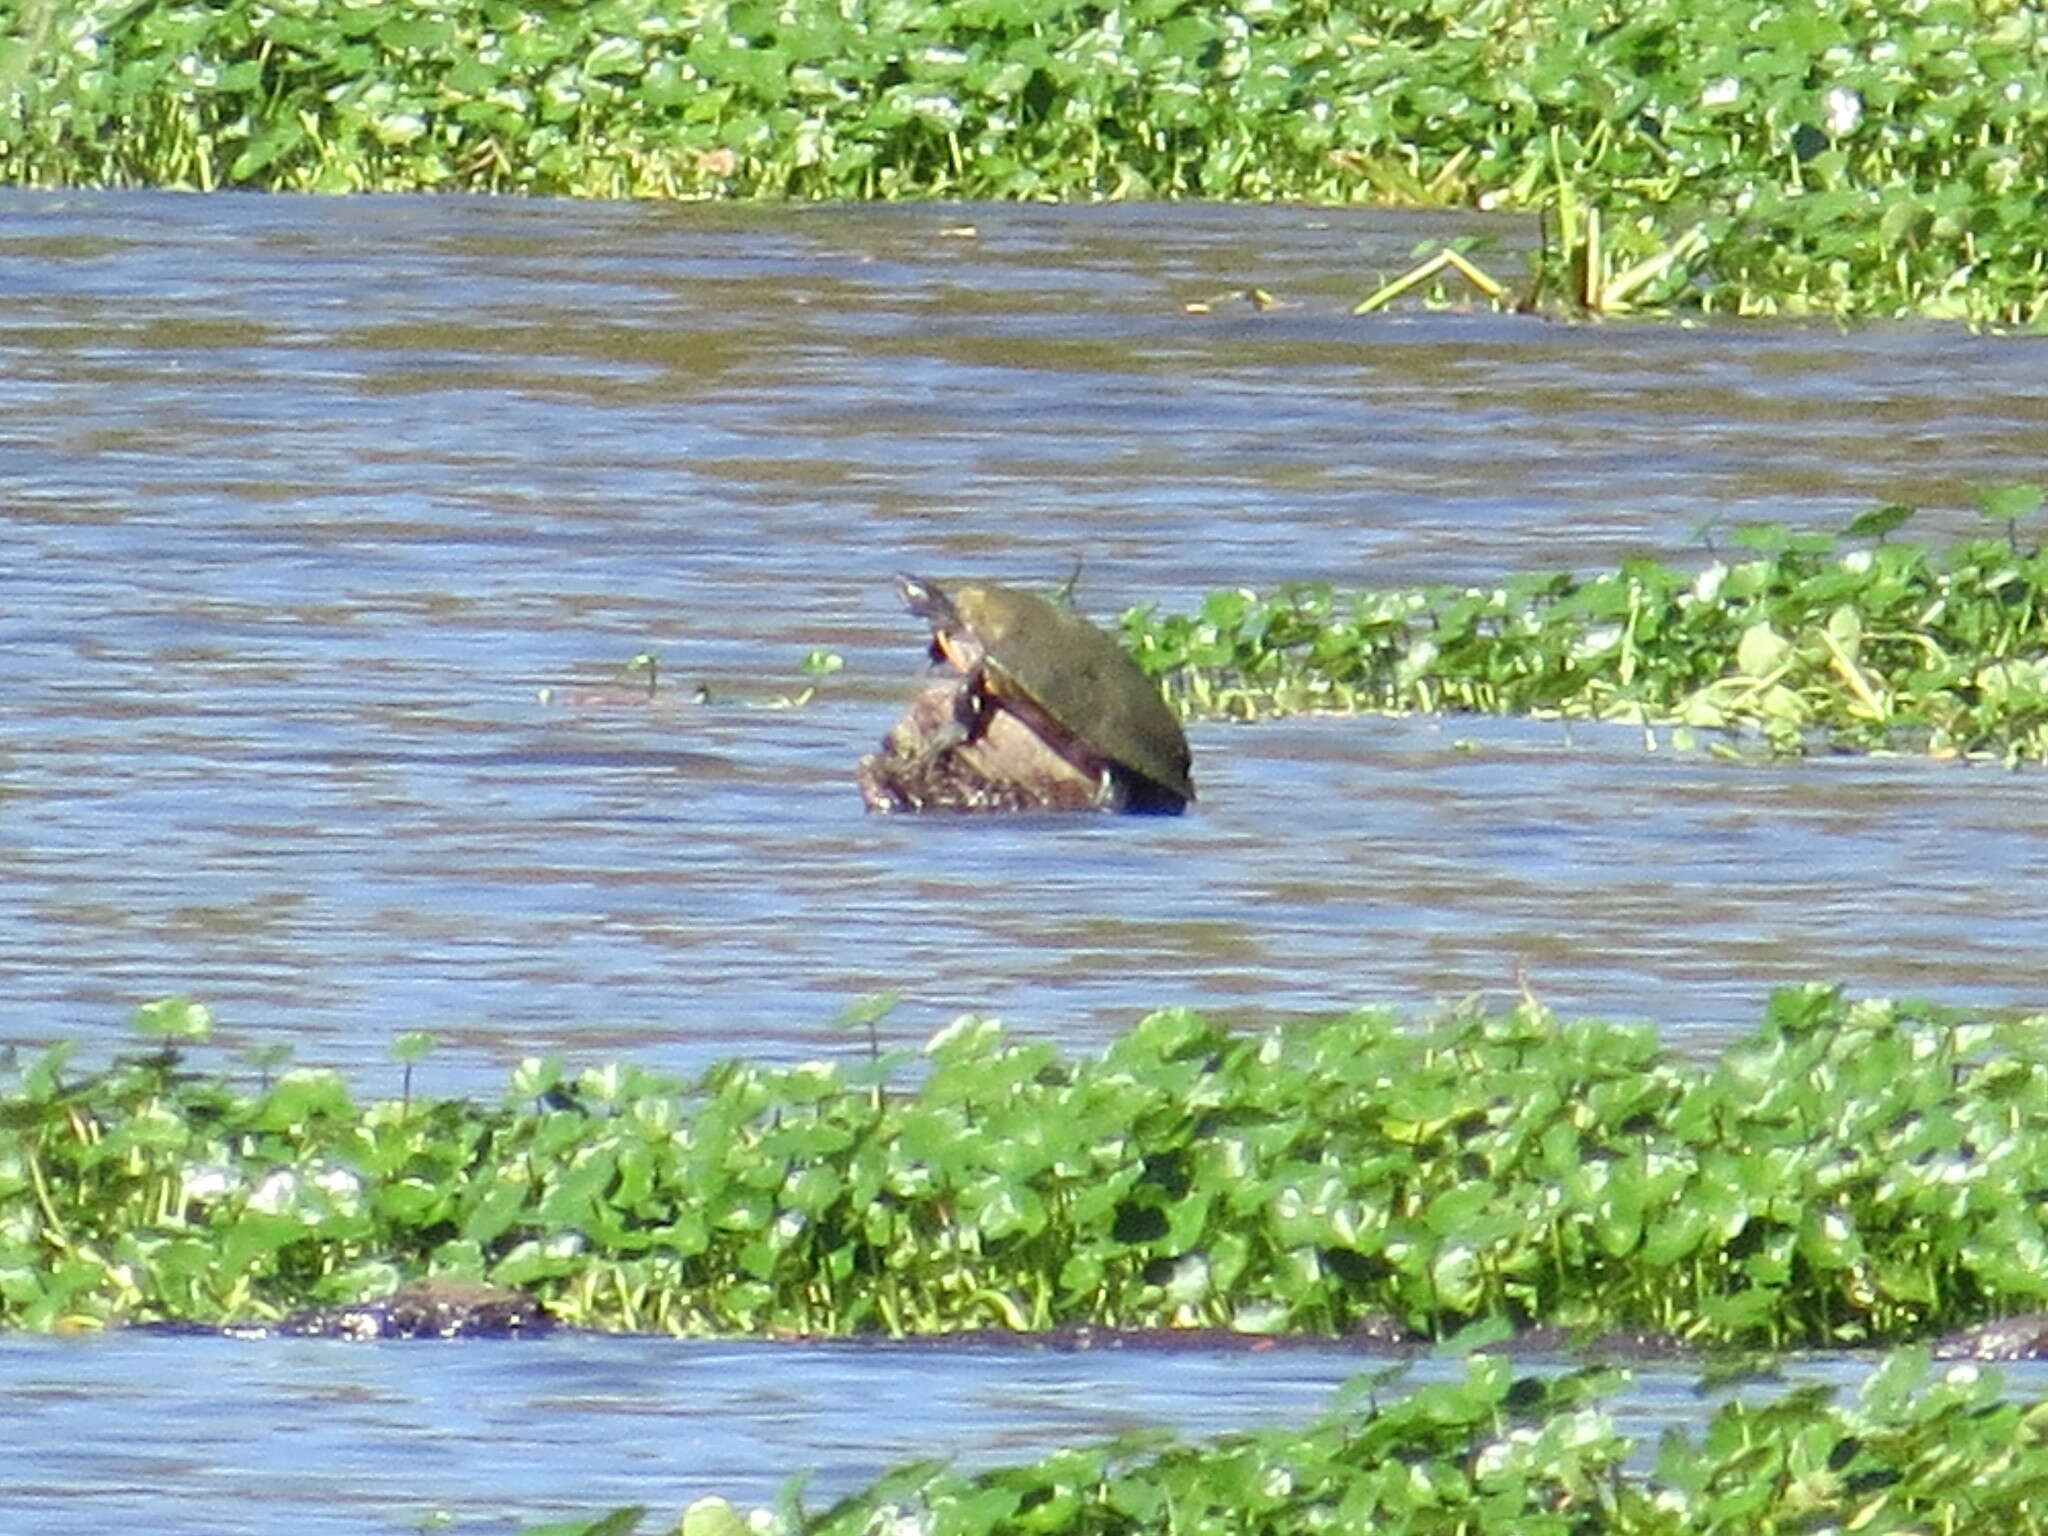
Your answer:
[1428,1243,1486,1312]
[1845,503,1916,542]
[459,1176,532,1245]
[583,35,644,77]
[1958,1218,2048,1302]
[255,1069,355,1130]
[132,997,213,1043]
[757,1118,855,1167]
[1198,587,1253,631]
[1056,1247,1106,1301]
[780,1163,843,1217]
[1735,621,1793,678]
[216,1211,308,1277]
[1110,1006,1220,1067]
[230,118,307,179]
[1269,1178,1339,1249]
[677,1498,748,1536]
[1976,658,2048,705]
[1421,1183,1497,1239]
[537,1153,617,1230]
[1975,481,2044,528]
[1642,1202,1717,1266]
[650,1210,711,1257]
[1796,1205,1866,1274]
[923,1011,1002,1066]
[1859,1345,1932,1419]
[375,16,452,53]
[511,1056,564,1101]
[1592,1185,1645,1259]
[374,1177,451,1225]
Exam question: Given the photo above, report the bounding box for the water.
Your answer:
[5,190,2048,1528]
[7,1328,2012,1536]
[8,191,2046,1090]
[0,1332,1372,1533]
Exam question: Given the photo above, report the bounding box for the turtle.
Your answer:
[888,574,1194,814]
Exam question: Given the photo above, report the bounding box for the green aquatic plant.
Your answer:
[831,989,901,1069]
[1124,524,2048,765]
[130,996,212,1048]
[6,986,2048,1346]
[621,652,661,699]
[1978,481,2046,552]
[1356,215,1711,318]
[390,1030,438,1110]
[544,1349,2048,1536]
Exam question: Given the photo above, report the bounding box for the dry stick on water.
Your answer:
[1353,248,1509,314]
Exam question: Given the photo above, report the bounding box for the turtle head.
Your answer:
[897,573,986,673]
[897,574,958,627]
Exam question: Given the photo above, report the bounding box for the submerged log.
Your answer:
[273,1278,555,1340]
[1933,1312,2048,1361]
[859,681,1112,814]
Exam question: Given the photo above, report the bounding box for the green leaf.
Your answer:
[1975,481,2044,526]
[584,35,644,77]
[1735,622,1792,678]
[132,997,213,1043]
[1844,503,1915,542]
[679,1498,750,1536]
[833,990,899,1032]
[511,1056,565,1101]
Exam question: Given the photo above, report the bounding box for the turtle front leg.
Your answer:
[915,661,995,766]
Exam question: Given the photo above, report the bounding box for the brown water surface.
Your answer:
[6,192,2048,1091]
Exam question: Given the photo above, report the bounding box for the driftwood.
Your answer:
[133,1278,558,1341]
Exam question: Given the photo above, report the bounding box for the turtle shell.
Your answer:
[899,575,1194,808]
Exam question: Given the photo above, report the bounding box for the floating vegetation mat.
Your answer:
[1127,522,2048,765]
[7,985,2048,1350]
[544,1346,2048,1536]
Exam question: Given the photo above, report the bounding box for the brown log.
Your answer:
[859,681,1112,813]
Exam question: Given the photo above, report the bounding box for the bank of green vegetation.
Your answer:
[548,1349,2048,1536]
[1128,514,2048,766]
[21,994,2048,1533]
[4,0,2048,321]
[7,985,2048,1350]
